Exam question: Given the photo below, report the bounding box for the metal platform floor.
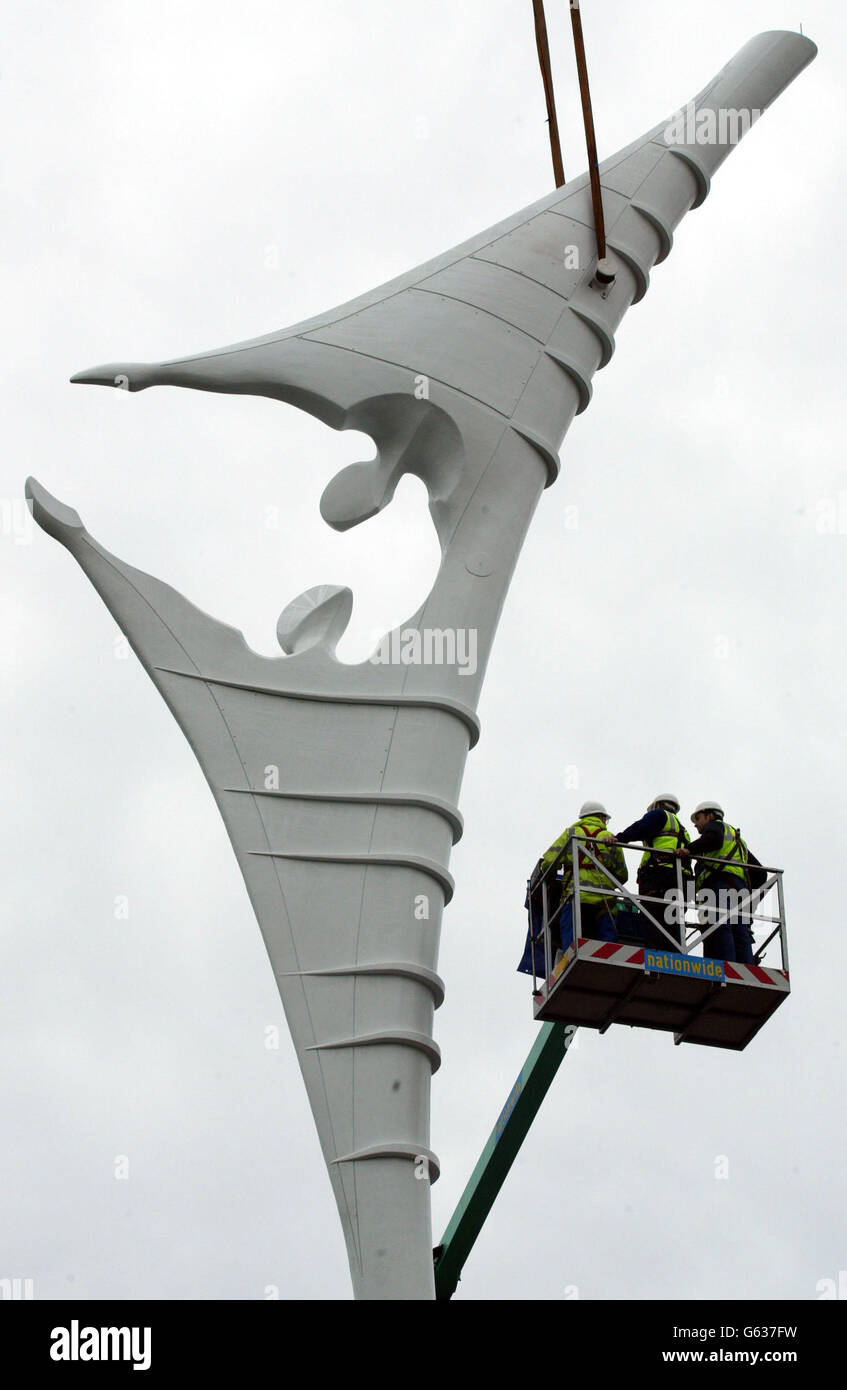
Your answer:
[533,937,790,1050]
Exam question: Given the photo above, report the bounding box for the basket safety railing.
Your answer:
[526,835,787,996]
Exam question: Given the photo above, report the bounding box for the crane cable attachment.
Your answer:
[568,1,615,290]
[531,1,615,290]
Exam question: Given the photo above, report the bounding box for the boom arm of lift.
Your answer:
[433,1022,577,1300]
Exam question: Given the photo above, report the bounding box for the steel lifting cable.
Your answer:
[568,0,607,260]
[531,2,608,261]
[531,0,565,188]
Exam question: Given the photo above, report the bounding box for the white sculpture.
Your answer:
[27,31,815,1299]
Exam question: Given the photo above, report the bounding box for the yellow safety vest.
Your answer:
[695,820,749,890]
[543,815,627,905]
[640,810,690,871]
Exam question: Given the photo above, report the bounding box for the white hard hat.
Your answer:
[579,800,609,819]
[691,799,724,821]
[651,793,680,812]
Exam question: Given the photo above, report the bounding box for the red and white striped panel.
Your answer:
[544,939,642,990]
[576,938,645,965]
[546,939,790,991]
[724,961,790,989]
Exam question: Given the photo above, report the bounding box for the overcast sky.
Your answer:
[4,0,846,1300]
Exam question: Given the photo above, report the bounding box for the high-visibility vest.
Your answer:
[640,810,690,871]
[544,815,626,905]
[695,820,749,890]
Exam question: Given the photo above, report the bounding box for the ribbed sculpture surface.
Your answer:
[28,32,815,1298]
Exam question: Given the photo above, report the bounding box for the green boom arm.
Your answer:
[433,1022,577,1299]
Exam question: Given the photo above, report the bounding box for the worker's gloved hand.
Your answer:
[675,847,690,857]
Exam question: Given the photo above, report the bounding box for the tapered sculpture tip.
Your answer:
[25,477,85,544]
[70,363,153,390]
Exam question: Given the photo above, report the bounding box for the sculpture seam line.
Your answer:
[331,1145,441,1183]
[154,667,481,747]
[306,1030,442,1073]
[542,347,593,412]
[281,965,446,1008]
[570,305,616,368]
[246,850,455,903]
[666,146,712,206]
[630,201,674,263]
[222,787,464,843]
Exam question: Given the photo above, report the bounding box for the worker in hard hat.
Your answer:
[613,794,691,951]
[676,801,764,963]
[540,801,628,952]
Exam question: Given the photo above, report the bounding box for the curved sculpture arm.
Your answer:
[28,30,816,1300]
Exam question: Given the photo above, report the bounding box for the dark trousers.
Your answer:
[559,898,617,951]
[701,918,754,964]
[637,870,685,952]
[698,876,754,964]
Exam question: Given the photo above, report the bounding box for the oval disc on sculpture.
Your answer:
[320,460,396,532]
[276,584,353,655]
